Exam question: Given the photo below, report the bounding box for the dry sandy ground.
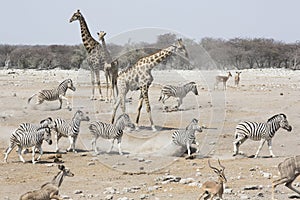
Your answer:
[0,68,300,200]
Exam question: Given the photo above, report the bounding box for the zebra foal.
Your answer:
[89,113,134,155]
[53,110,89,153]
[233,113,292,158]
[172,118,202,156]
[4,126,53,164]
[158,82,198,110]
[28,79,76,110]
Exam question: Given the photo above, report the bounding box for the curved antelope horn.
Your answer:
[208,160,219,171]
[218,159,225,170]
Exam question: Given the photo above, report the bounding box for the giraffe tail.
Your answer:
[28,93,37,104]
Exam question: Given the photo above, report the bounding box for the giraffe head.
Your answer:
[172,38,189,60]
[97,31,107,41]
[69,9,83,23]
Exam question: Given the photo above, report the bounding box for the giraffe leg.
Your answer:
[140,85,156,131]
[135,93,144,131]
[90,70,96,100]
[111,95,122,124]
[95,70,103,100]
[104,67,110,102]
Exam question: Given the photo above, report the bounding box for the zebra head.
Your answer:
[75,110,90,122]
[40,117,54,128]
[66,79,76,91]
[116,113,135,130]
[43,127,53,145]
[278,114,292,132]
[190,82,199,95]
[186,118,202,132]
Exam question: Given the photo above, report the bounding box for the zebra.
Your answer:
[52,110,89,153]
[17,117,53,154]
[158,82,198,110]
[233,113,292,158]
[89,113,135,155]
[4,126,53,164]
[28,79,76,110]
[171,118,202,156]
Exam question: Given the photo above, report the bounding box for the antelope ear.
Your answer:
[58,165,65,170]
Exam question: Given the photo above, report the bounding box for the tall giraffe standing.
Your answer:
[111,39,189,131]
[69,10,107,100]
[97,31,119,102]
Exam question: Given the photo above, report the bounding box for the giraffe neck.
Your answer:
[78,16,99,53]
[100,38,112,63]
[138,45,175,71]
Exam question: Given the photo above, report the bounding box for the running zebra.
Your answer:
[4,126,53,164]
[89,113,135,155]
[172,118,202,156]
[158,82,198,110]
[28,79,76,110]
[53,110,89,153]
[233,113,292,158]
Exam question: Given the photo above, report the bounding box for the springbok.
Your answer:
[272,155,300,200]
[198,159,227,200]
[20,165,74,200]
[214,72,232,90]
[234,71,241,87]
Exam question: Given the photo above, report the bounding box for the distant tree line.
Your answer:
[1,33,300,70]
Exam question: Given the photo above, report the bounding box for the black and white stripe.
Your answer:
[233,113,292,158]
[4,126,53,164]
[158,82,198,109]
[89,113,135,155]
[53,110,89,153]
[28,79,76,109]
[171,118,202,156]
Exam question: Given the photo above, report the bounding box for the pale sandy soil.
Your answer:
[0,68,300,200]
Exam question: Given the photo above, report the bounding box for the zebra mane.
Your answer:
[59,79,72,86]
[267,113,286,122]
[115,113,128,122]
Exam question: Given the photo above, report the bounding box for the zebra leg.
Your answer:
[61,95,71,110]
[186,142,191,156]
[272,177,290,200]
[254,139,266,158]
[4,145,14,163]
[67,136,77,153]
[17,146,26,163]
[55,133,62,152]
[91,135,99,153]
[233,134,247,156]
[176,98,183,109]
[117,138,123,155]
[36,146,43,161]
[267,139,276,157]
[31,146,37,164]
[107,139,115,153]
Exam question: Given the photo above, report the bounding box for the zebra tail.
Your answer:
[28,93,37,104]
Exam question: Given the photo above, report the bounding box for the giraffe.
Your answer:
[111,39,189,131]
[97,31,119,102]
[69,9,107,100]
